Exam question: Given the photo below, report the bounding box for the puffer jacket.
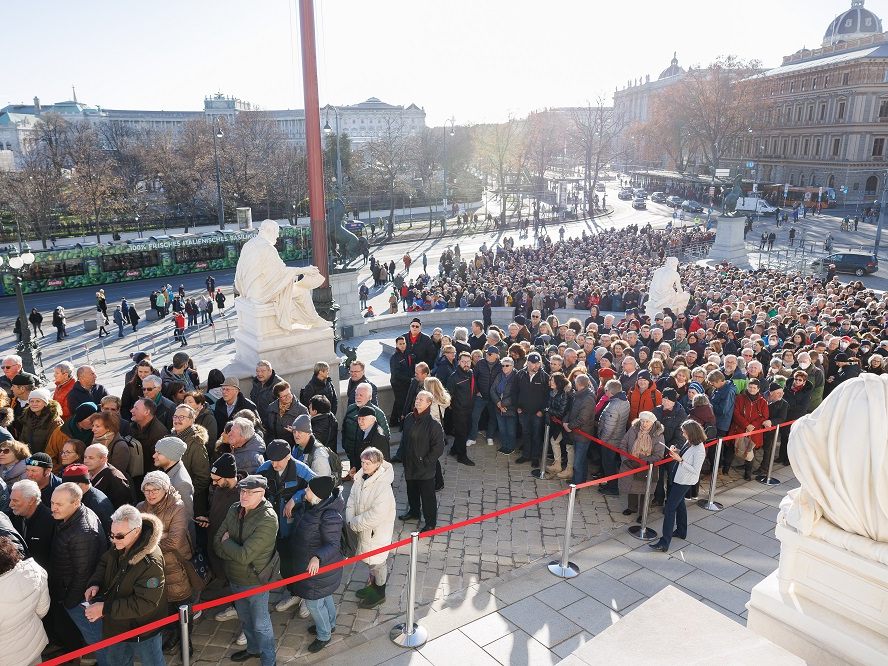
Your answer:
[346,461,396,566]
[160,365,199,393]
[473,359,502,399]
[213,498,278,586]
[265,397,308,446]
[598,392,630,444]
[290,491,345,600]
[87,513,167,640]
[251,372,284,431]
[654,403,689,449]
[0,555,50,665]
[617,420,666,495]
[548,389,572,421]
[18,400,64,454]
[310,412,338,449]
[299,374,339,416]
[177,425,210,516]
[628,384,662,422]
[710,382,737,433]
[728,390,769,448]
[50,504,108,608]
[401,407,445,481]
[138,488,193,603]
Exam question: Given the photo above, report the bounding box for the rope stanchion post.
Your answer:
[390,532,428,648]
[628,464,658,541]
[531,410,550,479]
[698,438,725,512]
[756,423,782,486]
[179,605,191,666]
[548,484,579,578]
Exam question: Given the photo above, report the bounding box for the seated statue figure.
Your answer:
[645,256,690,319]
[234,219,329,331]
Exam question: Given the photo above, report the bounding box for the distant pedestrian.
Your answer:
[113,306,125,338]
[52,307,67,341]
[128,304,140,332]
[421,252,427,273]
[120,298,130,324]
[96,290,108,323]
[788,227,796,247]
[767,232,776,251]
[215,288,226,312]
[29,308,44,338]
[206,275,216,296]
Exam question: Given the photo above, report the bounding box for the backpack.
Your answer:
[112,435,144,479]
[307,444,343,488]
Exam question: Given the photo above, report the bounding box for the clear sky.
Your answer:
[2,0,877,126]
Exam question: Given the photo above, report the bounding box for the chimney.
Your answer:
[33,96,41,113]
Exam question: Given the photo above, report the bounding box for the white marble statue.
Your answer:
[234,219,329,331]
[645,256,690,318]
[779,373,888,564]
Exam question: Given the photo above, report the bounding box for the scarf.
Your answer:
[631,425,654,458]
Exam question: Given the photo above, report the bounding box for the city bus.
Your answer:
[761,185,837,209]
[1,224,311,296]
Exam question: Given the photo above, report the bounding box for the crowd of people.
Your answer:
[0,287,399,663]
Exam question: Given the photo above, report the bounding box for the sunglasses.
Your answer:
[110,526,137,541]
[0,448,9,454]
[410,325,420,329]
[1,365,16,369]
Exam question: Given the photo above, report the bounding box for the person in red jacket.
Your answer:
[173,311,187,347]
[52,362,77,421]
[628,371,662,422]
[727,378,770,480]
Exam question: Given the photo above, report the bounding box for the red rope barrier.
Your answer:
[42,417,797,664]
[550,416,648,465]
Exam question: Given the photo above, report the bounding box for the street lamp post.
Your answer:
[442,118,455,212]
[0,244,41,378]
[212,118,225,230]
[323,107,343,197]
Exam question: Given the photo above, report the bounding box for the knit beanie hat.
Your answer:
[210,453,237,479]
[155,436,187,462]
[141,470,171,492]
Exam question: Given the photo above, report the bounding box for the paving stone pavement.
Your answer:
[148,442,796,665]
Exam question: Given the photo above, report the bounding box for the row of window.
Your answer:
[764,99,846,125]
[772,71,851,95]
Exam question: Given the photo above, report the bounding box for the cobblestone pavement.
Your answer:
[148,441,792,665]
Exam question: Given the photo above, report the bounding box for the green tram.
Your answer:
[1,225,311,296]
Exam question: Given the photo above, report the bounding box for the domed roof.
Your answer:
[658,52,684,80]
[823,0,882,47]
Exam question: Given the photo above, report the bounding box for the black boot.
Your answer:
[743,462,753,481]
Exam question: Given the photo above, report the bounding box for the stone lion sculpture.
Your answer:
[645,257,690,319]
[779,373,888,564]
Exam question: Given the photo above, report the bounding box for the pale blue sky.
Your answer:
[2,0,877,126]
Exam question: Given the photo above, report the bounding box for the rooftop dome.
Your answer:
[823,0,882,47]
[658,52,685,80]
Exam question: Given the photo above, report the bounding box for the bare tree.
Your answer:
[570,100,625,217]
[97,120,152,225]
[368,114,411,234]
[216,112,284,216]
[0,146,65,248]
[268,143,308,224]
[523,110,568,220]
[476,118,525,224]
[409,127,443,218]
[636,86,698,172]
[65,122,125,243]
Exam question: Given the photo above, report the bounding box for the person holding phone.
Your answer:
[648,419,707,553]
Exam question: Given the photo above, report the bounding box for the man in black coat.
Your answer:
[346,361,378,406]
[389,337,412,427]
[84,443,133,508]
[468,320,487,351]
[652,388,687,504]
[399,391,445,532]
[514,351,549,467]
[404,317,437,368]
[759,382,789,472]
[9,478,55,570]
[213,377,259,434]
[446,353,476,466]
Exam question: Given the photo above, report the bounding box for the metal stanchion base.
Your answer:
[628,525,658,540]
[547,561,579,578]
[390,623,428,647]
[697,499,724,512]
[755,475,781,486]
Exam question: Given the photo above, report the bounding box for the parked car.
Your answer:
[618,189,634,201]
[632,197,647,210]
[651,192,668,204]
[811,252,878,276]
[681,200,705,213]
[633,188,648,199]
[665,195,683,208]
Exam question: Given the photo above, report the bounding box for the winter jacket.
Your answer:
[404,331,437,368]
[213,393,259,434]
[474,359,503,399]
[18,400,64,454]
[729,390,770,448]
[299,375,339,416]
[401,407,446,481]
[689,404,717,440]
[213,498,278,586]
[342,403,389,461]
[598,392,630,444]
[709,382,737,433]
[490,370,518,416]
[565,387,597,436]
[653,403,688,450]
[82,486,115,535]
[346,461,396,565]
[265,397,308,446]
[548,389,572,421]
[163,461,195,520]
[389,351,413,393]
[67,382,109,415]
[628,384,662,422]
[257,456,315,539]
[227,433,266,476]
[617,420,666,495]
[514,368,549,414]
[52,378,76,420]
[0,555,50,665]
[806,365,825,411]
[131,417,170,474]
[206,483,239,582]
[432,355,456,381]
[91,464,133,508]
[87,512,167,641]
[100,432,133,477]
[138,489,193,603]
[195,406,218,453]
[160,366,200,394]
[290,491,345,600]
[310,412,338,449]
[784,379,813,422]
[9,501,55,571]
[446,367,475,432]
[50,504,108,609]
[355,424,391,464]
[251,372,284,431]
[176,425,210,516]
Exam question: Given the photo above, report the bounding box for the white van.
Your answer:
[735,196,777,215]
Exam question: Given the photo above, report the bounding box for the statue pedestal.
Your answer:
[707,217,751,268]
[746,523,888,665]
[223,298,338,391]
[330,268,364,335]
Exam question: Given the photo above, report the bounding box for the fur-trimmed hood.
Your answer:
[628,418,665,438]
[128,513,164,565]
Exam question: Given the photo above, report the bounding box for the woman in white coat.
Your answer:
[0,536,50,666]
[345,447,396,610]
